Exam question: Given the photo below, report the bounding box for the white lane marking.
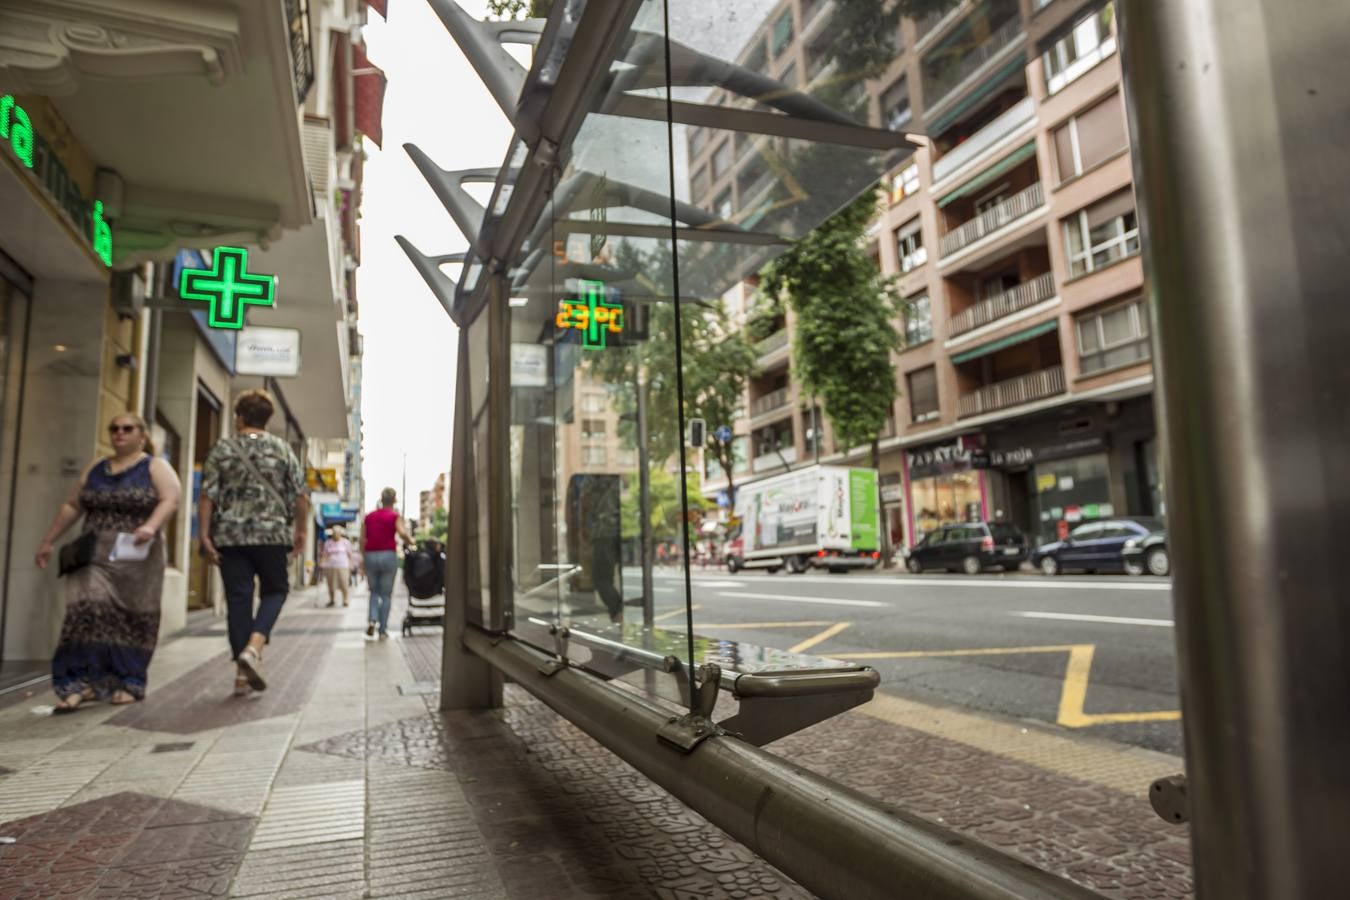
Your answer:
[718,591,886,608]
[690,579,742,587]
[706,576,1170,592]
[1013,611,1174,627]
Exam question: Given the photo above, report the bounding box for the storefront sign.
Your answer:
[881,483,904,504]
[235,326,301,377]
[556,279,623,350]
[307,468,339,491]
[179,247,276,329]
[1,94,113,267]
[907,439,974,479]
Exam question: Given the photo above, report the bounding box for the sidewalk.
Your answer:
[0,583,1192,899]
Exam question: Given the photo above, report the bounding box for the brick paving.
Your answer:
[0,582,1194,899]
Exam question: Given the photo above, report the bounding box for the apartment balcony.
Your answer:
[923,15,1025,114]
[750,386,792,418]
[753,446,798,473]
[932,96,1036,184]
[958,365,1065,417]
[755,329,791,367]
[940,182,1045,258]
[949,272,1056,337]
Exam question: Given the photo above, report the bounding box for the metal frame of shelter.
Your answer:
[400,1,1350,898]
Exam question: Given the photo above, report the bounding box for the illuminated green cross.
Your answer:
[179,247,275,330]
[579,279,623,350]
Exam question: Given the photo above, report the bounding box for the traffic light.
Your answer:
[688,418,705,448]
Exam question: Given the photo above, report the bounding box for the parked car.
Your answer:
[1121,527,1170,577]
[904,522,1027,575]
[1030,517,1167,576]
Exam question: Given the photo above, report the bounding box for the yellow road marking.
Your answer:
[691,621,835,629]
[836,643,1180,729]
[790,622,852,654]
[652,603,700,623]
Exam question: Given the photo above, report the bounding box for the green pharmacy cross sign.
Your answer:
[179,247,276,329]
[555,279,623,350]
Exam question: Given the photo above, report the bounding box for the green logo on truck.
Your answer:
[849,469,879,551]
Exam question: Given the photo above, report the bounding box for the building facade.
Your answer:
[0,0,378,689]
[692,0,1155,549]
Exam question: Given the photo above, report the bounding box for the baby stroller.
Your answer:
[401,540,446,635]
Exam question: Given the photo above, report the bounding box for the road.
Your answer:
[631,567,1182,755]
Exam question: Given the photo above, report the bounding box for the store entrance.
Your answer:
[187,386,222,610]
[0,260,36,690]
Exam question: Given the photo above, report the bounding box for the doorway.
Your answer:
[187,385,222,610]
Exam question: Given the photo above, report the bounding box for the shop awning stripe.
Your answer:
[950,319,1058,364]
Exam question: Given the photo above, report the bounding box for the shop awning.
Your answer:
[951,319,1058,364]
[937,141,1037,208]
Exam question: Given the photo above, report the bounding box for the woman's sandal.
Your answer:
[110,690,136,705]
[53,688,94,714]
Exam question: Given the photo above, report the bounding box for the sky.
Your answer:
[356,0,511,514]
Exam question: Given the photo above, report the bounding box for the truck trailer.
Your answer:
[726,465,881,574]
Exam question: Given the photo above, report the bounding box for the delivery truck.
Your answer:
[725,465,881,574]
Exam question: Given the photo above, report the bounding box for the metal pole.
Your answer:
[1118,2,1350,897]
[636,362,654,628]
[463,627,1100,900]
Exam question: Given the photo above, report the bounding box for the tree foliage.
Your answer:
[758,189,901,454]
[621,468,709,543]
[484,0,552,19]
[414,506,448,545]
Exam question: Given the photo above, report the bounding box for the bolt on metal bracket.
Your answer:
[657,663,723,753]
[539,624,570,675]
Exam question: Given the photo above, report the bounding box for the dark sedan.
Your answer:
[1121,529,1170,577]
[1031,518,1167,576]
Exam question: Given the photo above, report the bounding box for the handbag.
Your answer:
[58,531,96,577]
[232,437,292,521]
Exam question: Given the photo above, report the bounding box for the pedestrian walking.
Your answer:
[359,488,416,639]
[35,414,181,712]
[319,526,353,608]
[198,390,308,696]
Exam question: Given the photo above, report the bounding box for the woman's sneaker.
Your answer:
[366,623,376,637]
[237,647,266,692]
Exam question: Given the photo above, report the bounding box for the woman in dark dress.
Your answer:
[35,414,181,712]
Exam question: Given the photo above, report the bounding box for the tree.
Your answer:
[484,0,552,19]
[414,507,448,545]
[621,468,710,544]
[681,304,759,511]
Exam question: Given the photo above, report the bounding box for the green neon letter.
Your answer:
[91,201,112,267]
[9,105,33,169]
[0,95,12,139]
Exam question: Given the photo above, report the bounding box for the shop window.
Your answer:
[771,10,794,57]
[881,77,912,132]
[910,471,982,543]
[1076,297,1150,374]
[1031,452,1112,544]
[903,294,932,347]
[890,161,920,204]
[907,366,939,422]
[1052,92,1127,183]
[896,218,927,272]
[1063,189,1139,276]
[1043,4,1117,95]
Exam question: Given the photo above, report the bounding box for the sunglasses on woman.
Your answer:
[108,424,139,435]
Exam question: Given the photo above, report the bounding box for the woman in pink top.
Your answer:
[319,526,353,608]
[359,487,415,638]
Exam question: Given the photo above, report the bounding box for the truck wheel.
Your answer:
[727,557,741,573]
[907,557,923,574]
[786,555,806,574]
[767,566,782,574]
[962,556,982,576]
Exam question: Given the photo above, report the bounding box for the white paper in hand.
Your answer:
[110,532,151,562]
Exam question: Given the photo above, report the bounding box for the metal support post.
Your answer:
[440,324,502,710]
[1118,2,1350,896]
[486,274,512,632]
[636,362,654,628]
